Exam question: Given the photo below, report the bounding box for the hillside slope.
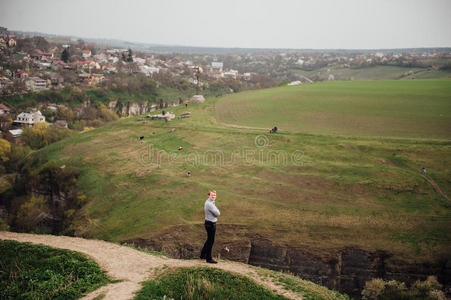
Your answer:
[25,80,451,295]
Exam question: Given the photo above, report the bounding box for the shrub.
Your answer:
[0,216,9,230]
[21,123,73,150]
[16,195,51,232]
[362,277,444,300]
[362,278,386,299]
[411,276,444,299]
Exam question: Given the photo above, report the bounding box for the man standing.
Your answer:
[200,190,220,263]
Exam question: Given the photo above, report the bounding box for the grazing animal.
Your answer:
[187,171,191,177]
[178,146,183,151]
[139,136,144,140]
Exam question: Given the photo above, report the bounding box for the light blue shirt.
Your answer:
[204,198,220,222]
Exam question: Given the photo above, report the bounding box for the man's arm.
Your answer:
[208,202,220,217]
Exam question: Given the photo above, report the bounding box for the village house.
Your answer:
[211,61,223,71]
[0,36,6,48]
[75,60,100,71]
[139,65,159,76]
[0,103,11,115]
[48,73,64,88]
[108,56,119,64]
[25,77,48,92]
[15,70,29,80]
[91,73,105,85]
[14,110,46,126]
[30,49,43,60]
[78,73,93,85]
[46,104,58,112]
[82,49,92,58]
[78,73,104,86]
[93,53,108,63]
[54,120,68,128]
[51,60,66,70]
[106,48,127,54]
[6,36,16,48]
[4,128,24,146]
[189,65,203,73]
[223,69,239,79]
[243,72,255,81]
[0,76,11,90]
[3,69,12,78]
[103,65,117,74]
[38,62,52,70]
[48,46,59,55]
[133,57,146,65]
[149,103,158,112]
[31,49,54,61]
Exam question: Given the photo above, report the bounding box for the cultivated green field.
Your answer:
[36,79,451,264]
[216,79,451,138]
[294,65,451,81]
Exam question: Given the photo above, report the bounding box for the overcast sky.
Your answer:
[1,0,450,49]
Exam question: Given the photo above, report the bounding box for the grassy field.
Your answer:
[134,267,288,300]
[216,79,451,138]
[134,267,349,300]
[35,79,451,264]
[0,240,109,299]
[294,65,451,81]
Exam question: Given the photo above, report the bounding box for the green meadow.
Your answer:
[36,79,451,263]
[0,240,109,299]
[134,267,288,300]
[294,65,451,81]
[216,79,451,138]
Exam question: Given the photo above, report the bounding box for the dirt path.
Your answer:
[212,117,451,142]
[421,174,450,202]
[0,232,301,300]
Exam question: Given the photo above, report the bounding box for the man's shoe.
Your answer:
[206,259,217,264]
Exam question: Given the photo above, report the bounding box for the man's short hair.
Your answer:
[208,190,216,195]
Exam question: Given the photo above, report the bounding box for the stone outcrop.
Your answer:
[247,239,450,296]
[105,100,164,116]
[121,227,450,296]
[78,97,182,117]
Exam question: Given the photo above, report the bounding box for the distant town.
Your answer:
[2,26,451,95]
[1,25,450,147]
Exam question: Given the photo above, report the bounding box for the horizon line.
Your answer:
[6,26,451,52]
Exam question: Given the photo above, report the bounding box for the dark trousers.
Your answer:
[200,220,216,260]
